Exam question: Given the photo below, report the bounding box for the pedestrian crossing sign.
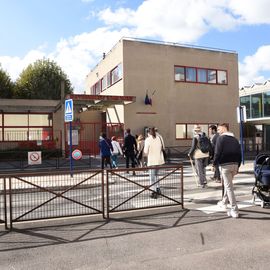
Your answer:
[65,99,73,122]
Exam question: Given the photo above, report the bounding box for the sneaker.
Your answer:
[217,201,227,209]
[227,209,239,218]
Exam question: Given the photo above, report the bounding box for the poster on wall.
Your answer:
[67,130,79,145]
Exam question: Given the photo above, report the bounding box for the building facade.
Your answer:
[239,80,270,150]
[85,38,240,147]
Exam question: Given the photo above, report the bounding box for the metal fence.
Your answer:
[106,166,184,218]
[7,170,104,229]
[0,164,183,230]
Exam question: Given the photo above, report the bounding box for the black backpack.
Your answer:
[198,133,212,154]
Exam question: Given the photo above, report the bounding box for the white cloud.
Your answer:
[239,45,270,87]
[1,0,270,93]
[0,49,46,82]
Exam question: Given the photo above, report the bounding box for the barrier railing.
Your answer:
[7,169,104,229]
[106,165,184,218]
[0,164,183,230]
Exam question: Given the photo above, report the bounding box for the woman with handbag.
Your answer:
[144,127,165,199]
[188,125,210,188]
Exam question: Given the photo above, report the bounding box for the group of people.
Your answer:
[188,123,242,218]
[100,123,242,212]
[99,127,165,199]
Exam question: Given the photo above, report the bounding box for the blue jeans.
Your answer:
[111,154,119,168]
[149,168,160,192]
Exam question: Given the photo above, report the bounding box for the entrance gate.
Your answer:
[65,122,124,156]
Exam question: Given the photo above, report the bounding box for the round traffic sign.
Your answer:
[72,149,82,160]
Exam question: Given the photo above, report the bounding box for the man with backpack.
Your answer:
[188,125,211,188]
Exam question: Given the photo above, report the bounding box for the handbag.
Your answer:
[162,148,167,161]
[158,135,167,161]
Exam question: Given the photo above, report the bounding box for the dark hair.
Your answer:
[149,127,156,138]
[218,123,229,130]
[209,125,217,132]
[126,128,131,134]
[101,132,107,138]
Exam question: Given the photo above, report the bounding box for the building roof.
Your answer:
[66,94,136,112]
[239,80,270,96]
[0,99,60,113]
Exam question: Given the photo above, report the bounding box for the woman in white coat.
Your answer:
[144,127,165,199]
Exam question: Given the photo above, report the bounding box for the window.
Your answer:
[4,114,28,126]
[207,70,217,84]
[101,75,107,91]
[240,96,251,119]
[175,67,185,81]
[176,123,215,139]
[186,67,196,82]
[197,68,207,83]
[89,63,122,94]
[4,128,28,141]
[107,73,111,88]
[263,91,270,117]
[29,114,52,126]
[111,63,122,85]
[217,70,227,84]
[251,94,262,118]
[174,65,227,85]
[95,81,101,95]
[176,124,186,139]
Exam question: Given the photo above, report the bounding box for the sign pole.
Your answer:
[239,106,245,165]
[64,98,74,178]
[69,121,73,177]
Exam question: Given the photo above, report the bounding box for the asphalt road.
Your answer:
[0,162,269,270]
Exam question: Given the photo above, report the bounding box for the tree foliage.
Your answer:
[0,65,15,98]
[15,58,73,99]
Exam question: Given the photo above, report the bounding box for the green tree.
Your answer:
[0,65,15,98]
[15,58,73,99]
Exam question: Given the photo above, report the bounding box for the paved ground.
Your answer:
[0,161,270,270]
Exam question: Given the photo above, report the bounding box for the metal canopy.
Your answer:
[66,94,136,112]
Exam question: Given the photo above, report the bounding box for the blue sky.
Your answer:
[1,0,270,93]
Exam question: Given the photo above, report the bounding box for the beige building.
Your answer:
[85,37,240,147]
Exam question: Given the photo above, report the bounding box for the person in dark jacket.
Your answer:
[99,132,113,169]
[209,125,221,182]
[213,123,241,218]
[123,128,137,174]
[188,125,209,188]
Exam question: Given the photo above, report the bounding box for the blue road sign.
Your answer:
[65,99,73,122]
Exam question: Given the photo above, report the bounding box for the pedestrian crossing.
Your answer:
[183,165,257,214]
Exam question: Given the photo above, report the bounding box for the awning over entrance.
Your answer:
[66,94,136,112]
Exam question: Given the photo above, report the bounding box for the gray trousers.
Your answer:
[220,164,239,211]
[194,158,207,185]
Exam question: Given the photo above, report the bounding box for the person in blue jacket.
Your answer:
[99,132,113,169]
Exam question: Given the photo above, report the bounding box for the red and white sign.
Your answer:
[28,151,42,165]
[72,149,82,160]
